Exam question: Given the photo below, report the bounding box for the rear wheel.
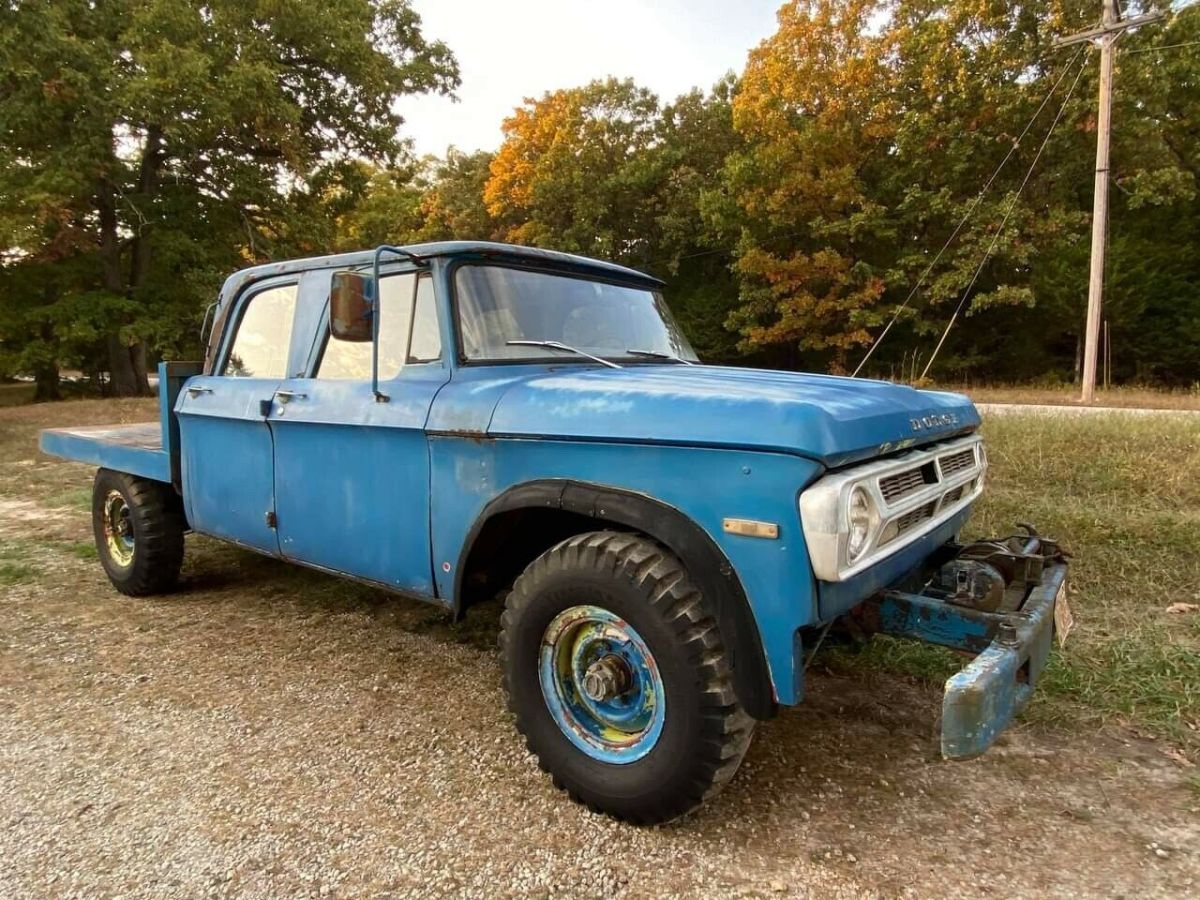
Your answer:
[499,531,755,824]
[92,469,185,596]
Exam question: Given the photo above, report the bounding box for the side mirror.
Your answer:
[330,271,375,342]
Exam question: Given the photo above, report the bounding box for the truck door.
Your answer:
[267,268,447,597]
[175,277,299,554]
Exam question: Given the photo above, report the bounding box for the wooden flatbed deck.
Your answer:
[39,422,171,484]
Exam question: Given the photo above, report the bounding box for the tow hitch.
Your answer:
[859,527,1071,759]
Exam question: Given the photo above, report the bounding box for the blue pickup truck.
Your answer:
[41,241,1068,823]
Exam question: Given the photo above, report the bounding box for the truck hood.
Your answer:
[485,365,980,468]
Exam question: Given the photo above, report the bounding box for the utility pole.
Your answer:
[1055,2,1165,403]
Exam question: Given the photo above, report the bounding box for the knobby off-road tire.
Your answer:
[499,531,755,824]
[92,468,185,596]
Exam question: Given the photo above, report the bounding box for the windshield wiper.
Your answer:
[505,340,623,369]
[625,349,696,365]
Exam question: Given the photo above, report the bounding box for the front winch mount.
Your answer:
[856,526,1070,759]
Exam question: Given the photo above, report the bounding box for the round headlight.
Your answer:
[846,486,873,563]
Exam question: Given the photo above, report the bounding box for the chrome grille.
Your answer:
[939,448,976,478]
[874,438,985,550]
[895,501,937,535]
[879,467,928,503]
[799,432,986,581]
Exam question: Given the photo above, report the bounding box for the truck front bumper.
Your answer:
[859,531,1070,759]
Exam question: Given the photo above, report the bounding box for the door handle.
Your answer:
[273,390,307,404]
[186,386,213,396]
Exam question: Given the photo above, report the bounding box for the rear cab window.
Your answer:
[316,272,440,379]
[221,283,299,378]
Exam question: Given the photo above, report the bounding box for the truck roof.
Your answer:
[219,241,665,304]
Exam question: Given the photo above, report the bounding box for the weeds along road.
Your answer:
[1,399,1197,898]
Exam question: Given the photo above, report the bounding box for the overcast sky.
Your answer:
[394,0,783,157]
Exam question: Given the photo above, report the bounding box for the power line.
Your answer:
[1123,38,1200,53]
[1119,2,1200,55]
[849,43,1088,377]
[919,53,1091,381]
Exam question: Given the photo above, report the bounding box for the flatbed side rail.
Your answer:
[159,361,204,489]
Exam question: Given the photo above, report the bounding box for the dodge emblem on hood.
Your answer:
[910,412,959,431]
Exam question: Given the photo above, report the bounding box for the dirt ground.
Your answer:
[1,401,1197,898]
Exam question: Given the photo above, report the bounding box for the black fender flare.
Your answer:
[454,479,777,720]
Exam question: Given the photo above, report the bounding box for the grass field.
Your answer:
[3,398,1197,754]
[0,383,36,407]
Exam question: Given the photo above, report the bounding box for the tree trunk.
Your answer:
[131,337,151,388]
[106,334,151,396]
[33,363,61,402]
[97,176,152,397]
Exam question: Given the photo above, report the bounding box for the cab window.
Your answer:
[408,276,441,364]
[317,272,441,379]
[222,284,298,378]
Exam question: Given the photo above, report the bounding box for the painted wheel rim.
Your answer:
[102,489,135,567]
[539,605,666,764]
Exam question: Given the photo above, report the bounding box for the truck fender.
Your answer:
[454,479,777,720]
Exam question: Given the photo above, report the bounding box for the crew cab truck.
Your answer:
[40,241,1069,824]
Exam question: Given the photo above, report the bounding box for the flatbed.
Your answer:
[38,362,199,489]
[40,422,169,483]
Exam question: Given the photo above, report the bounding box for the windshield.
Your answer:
[455,265,698,364]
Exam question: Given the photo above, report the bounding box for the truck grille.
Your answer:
[879,466,932,503]
[939,448,976,478]
[871,437,986,551]
[895,501,937,535]
[798,432,986,582]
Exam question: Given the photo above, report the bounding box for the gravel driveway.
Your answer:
[1,406,1196,898]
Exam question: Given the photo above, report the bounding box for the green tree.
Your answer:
[651,76,745,362]
[0,0,457,396]
[485,78,664,261]
[869,0,1199,384]
[326,162,429,252]
[717,0,1199,383]
[416,149,499,241]
[321,149,499,252]
[1097,3,1200,384]
[483,76,747,361]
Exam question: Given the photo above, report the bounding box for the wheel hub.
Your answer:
[102,490,135,567]
[582,654,632,702]
[538,605,666,764]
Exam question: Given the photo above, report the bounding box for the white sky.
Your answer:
[394,0,783,157]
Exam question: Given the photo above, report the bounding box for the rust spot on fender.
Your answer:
[429,429,493,445]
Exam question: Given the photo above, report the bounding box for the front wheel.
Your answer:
[92,469,185,596]
[499,531,755,824]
